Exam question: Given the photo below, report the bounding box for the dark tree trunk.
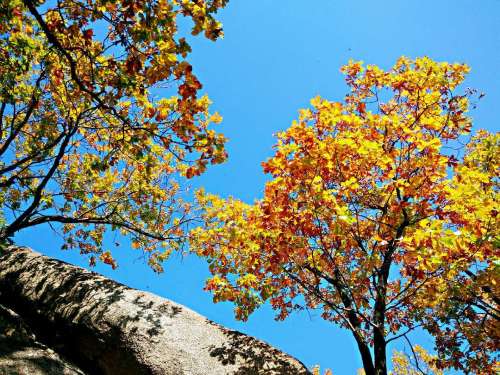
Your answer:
[373,269,389,375]
[373,327,387,375]
[356,315,387,375]
[355,336,375,375]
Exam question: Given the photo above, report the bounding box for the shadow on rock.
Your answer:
[209,324,310,375]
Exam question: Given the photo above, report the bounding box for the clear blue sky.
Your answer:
[16,0,499,373]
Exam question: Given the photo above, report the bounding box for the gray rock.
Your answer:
[0,246,310,375]
[0,303,86,375]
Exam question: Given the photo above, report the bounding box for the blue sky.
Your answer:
[16,0,500,373]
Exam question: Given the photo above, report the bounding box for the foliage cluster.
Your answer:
[0,0,228,270]
[191,58,499,374]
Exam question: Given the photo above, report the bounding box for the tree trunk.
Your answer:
[356,322,386,375]
[355,336,375,375]
[373,327,387,375]
[0,246,310,375]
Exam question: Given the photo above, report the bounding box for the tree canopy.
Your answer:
[0,0,228,270]
[191,57,499,374]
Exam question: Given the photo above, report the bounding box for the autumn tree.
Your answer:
[191,57,499,374]
[0,0,228,269]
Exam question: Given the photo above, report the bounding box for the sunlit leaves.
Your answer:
[0,0,228,269]
[191,57,498,373]
[390,346,443,375]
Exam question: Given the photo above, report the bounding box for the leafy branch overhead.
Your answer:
[191,57,499,374]
[0,0,228,270]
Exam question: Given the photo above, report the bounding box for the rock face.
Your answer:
[0,304,86,375]
[0,246,310,375]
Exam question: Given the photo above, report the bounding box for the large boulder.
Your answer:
[0,246,309,375]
